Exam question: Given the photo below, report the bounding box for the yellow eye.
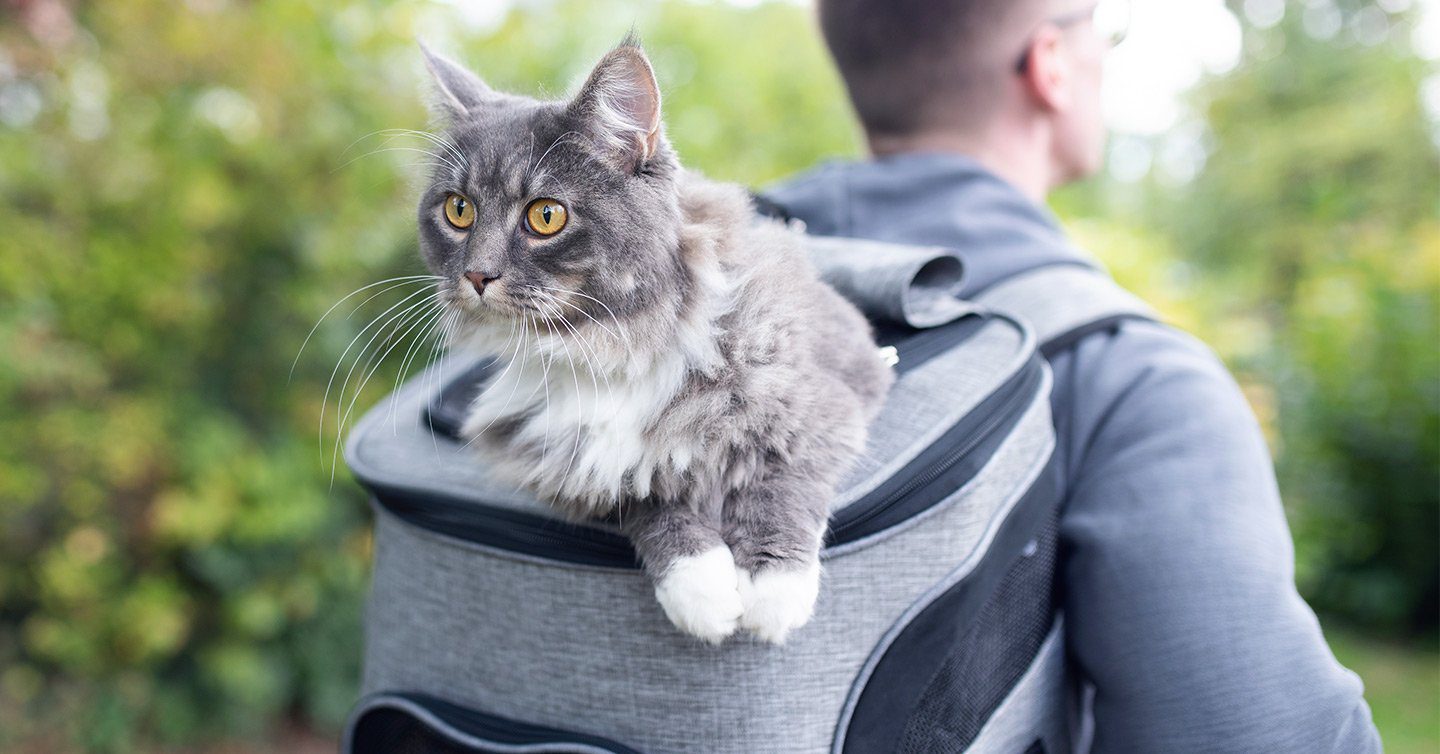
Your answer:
[444,193,474,229]
[525,198,568,236]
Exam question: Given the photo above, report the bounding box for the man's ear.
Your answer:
[567,38,663,172]
[419,41,498,119]
[1019,27,1073,113]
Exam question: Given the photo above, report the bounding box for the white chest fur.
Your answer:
[461,345,697,507]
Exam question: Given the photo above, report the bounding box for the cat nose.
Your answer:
[464,271,500,296]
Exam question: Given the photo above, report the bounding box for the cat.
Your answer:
[416,37,893,644]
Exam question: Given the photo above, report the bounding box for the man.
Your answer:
[763,0,1384,750]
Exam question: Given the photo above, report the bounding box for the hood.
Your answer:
[761,152,1099,298]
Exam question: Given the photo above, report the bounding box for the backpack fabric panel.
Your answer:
[354,350,1056,752]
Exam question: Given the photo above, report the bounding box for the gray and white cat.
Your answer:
[416,39,892,644]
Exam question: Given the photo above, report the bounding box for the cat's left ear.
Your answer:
[420,41,499,119]
[568,39,663,172]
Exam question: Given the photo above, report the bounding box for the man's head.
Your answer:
[819,0,1124,194]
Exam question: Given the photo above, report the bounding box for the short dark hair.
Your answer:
[818,0,1044,137]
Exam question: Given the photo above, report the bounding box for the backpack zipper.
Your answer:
[369,485,640,568]
[365,316,1035,568]
[890,314,987,374]
[826,354,1044,543]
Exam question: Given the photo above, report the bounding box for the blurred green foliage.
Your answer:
[0,0,1434,751]
[1125,2,1439,634]
[1182,6,1439,636]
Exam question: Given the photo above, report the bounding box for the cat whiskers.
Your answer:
[531,288,625,497]
[390,306,468,435]
[299,276,444,479]
[335,145,464,175]
[528,129,598,193]
[531,291,610,497]
[530,287,617,420]
[531,297,579,488]
[423,307,467,450]
[528,129,582,180]
[534,309,556,473]
[336,129,468,175]
[331,296,447,479]
[454,289,621,502]
[456,304,536,452]
[381,128,468,171]
[340,127,463,164]
[535,285,630,349]
[318,282,442,479]
[526,131,536,176]
[290,275,445,382]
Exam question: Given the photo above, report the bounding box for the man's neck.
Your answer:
[866,128,1055,205]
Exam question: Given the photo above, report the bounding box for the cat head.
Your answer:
[415,38,687,346]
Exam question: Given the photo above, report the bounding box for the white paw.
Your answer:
[737,562,821,645]
[653,546,744,644]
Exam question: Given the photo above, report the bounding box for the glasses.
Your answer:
[1014,0,1131,74]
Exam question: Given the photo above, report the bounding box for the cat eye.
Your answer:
[524,198,568,236]
[444,193,475,230]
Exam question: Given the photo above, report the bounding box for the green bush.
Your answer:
[0,0,855,749]
[0,0,423,745]
[1149,4,1440,634]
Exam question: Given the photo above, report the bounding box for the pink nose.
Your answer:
[465,271,500,296]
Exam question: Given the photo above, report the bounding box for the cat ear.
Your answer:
[568,37,663,171]
[419,41,497,118]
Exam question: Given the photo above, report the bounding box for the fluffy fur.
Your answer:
[416,39,892,643]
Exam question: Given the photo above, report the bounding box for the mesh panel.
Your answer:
[897,513,1059,753]
[351,707,478,754]
[348,696,639,754]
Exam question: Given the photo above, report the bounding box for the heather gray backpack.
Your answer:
[341,233,1154,754]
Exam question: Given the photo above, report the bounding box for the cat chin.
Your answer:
[446,309,530,353]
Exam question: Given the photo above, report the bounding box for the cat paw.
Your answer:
[653,546,744,644]
[737,562,821,645]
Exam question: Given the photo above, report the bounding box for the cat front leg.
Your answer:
[723,471,831,645]
[621,501,743,644]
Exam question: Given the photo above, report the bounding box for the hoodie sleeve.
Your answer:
[1048,320,1381,753]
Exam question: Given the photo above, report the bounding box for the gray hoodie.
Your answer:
[764,153,1382,753]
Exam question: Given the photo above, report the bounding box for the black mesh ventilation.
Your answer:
[897,513,1060,753]
[347,694,640,754]
[351,706,475,754]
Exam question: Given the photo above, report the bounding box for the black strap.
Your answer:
[749,191,794,222]
[424,359,495,441]
[1038,312,1155,360]
[751,196,1158,361]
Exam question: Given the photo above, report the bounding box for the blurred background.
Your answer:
[0,0,1435,751]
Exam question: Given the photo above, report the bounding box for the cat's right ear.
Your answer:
[567,39,663,173]
[419,41,497,119]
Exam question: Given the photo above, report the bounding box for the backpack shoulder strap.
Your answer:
[973,264,1160,358]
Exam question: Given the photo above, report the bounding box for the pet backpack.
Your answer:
[340,233,1155,753]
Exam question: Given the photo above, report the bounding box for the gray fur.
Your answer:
[413,39,892,641]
